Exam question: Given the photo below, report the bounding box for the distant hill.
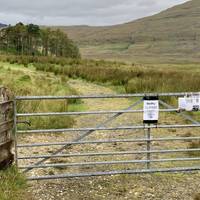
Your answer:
[0,23,7,28]
[56,0,200,63]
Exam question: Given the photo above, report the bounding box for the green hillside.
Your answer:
[57,0,200,63]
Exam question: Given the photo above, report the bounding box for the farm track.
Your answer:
[22,79,200,200]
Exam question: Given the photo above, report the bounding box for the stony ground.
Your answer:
[17,79,200,200]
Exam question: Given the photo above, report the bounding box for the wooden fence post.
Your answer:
[0,86,14,169]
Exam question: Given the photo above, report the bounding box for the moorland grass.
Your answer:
[31,58,200,94]
[0,62,81,129]
[0,166,29,200]
[2,54,200,97]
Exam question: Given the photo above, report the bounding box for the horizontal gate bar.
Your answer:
[22,99,143,173]
[17,136,200,148]
[18,148,200,159]
[16,109,177,117]
[15,92,200,100]
[20,157,200,169]
[159,100,200,125]
[27,166,200,180]
[17,124,200,134]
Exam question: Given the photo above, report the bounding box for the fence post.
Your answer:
[0,87,14,169]
[146,125,151,169]
[13,99,18,167]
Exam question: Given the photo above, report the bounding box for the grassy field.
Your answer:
[2,55,200,100]
[0,61,84,129]
[78,42,200,64]
[31,57,200,96]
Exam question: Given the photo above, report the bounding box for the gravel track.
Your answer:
[21,79,200,200]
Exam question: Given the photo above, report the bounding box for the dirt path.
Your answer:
[24,79,200,200]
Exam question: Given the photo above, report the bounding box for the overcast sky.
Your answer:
[0,0,189,26]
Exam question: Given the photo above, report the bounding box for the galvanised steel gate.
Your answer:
[14,92,200,180]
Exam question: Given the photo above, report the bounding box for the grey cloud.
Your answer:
[0,0,189,26]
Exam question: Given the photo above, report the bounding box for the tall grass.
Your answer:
[0,64,81,129]
[2,54,200,103]
[0,54,125,68]
[0,166,28,200]
[33,60,200,94]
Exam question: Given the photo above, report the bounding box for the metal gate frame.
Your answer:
[13,92,200,180]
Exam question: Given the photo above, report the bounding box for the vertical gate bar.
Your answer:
[146,125,151,169]
[13,99,18,167]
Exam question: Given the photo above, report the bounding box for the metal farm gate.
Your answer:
[13,93,200,180]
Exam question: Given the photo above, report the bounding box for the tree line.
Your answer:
[0,22,80,58]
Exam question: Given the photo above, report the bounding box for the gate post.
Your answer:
[146,125,151,169]
[13,99,18,167]
[0,87,14,169]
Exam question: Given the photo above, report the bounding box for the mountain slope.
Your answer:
[0,23,7,28]
[57,0,200,63]
[60,0,199,44]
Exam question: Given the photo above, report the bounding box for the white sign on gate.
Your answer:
[192,95,200,111]
[178,94,200,111]
[178,98,187,110]
[143,99,159,123]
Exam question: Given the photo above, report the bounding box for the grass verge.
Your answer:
[0,166,30,200]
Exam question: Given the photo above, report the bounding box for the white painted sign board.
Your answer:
[192,96,200,111]
[178,95,200,111]
[178,98,187,110]
[143,100,159,123]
